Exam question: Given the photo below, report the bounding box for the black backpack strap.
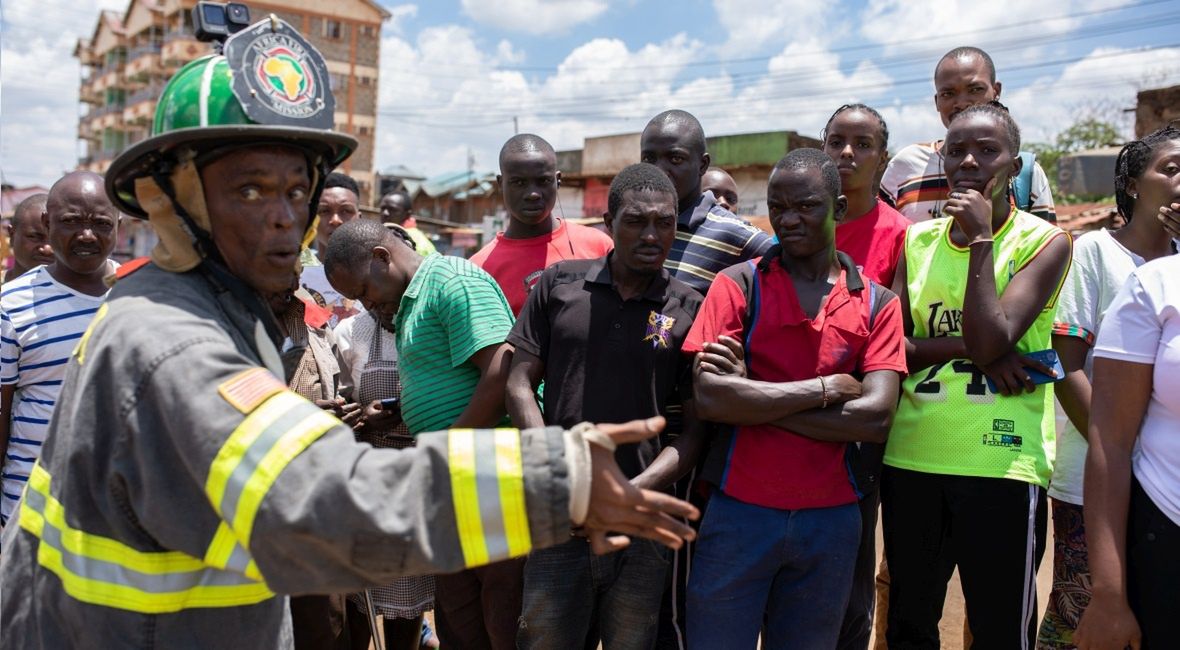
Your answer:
[736,260,761,346]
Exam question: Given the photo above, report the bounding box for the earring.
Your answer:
[1130,192,1138,199]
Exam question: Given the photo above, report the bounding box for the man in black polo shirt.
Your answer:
[506,163,706,649]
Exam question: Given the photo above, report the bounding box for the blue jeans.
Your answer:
[518,536,670,650]
[687,492,860,650]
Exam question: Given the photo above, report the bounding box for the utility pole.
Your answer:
[513,116,519,135]
[466,147,474,224]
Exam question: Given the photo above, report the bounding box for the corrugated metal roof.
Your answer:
[419,170,496,198]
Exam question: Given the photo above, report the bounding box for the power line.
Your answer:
[393,0,1174,74]
[375,41,1180,123]
[373,16,1180,111]
[373,46,1180,130]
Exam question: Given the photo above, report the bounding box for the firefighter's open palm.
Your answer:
[583,416,700,554]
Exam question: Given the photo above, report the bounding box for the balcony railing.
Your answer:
[162,31,206,66]
[94,102,126,118]
[129,43,162,58]
[79,149,118,167]
[164,30,190,43]
[127,83,163,105]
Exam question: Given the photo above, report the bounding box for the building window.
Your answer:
[323,19,343,39]
[358,125,371,136]
[360,24,376,38]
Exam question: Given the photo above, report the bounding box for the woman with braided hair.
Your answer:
[1072,125,1180,650]
[1039,125,1179,649]
[820,102,912,650]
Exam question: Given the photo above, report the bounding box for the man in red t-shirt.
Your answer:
[470,134,613,315]
[821,102,910,650]
[683,148,906,649]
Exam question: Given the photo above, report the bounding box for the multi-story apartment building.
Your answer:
[74,0,388,202]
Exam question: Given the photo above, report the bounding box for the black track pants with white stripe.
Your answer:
[880,467,1047,650]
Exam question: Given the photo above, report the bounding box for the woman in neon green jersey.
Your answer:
[881,102,1072,650]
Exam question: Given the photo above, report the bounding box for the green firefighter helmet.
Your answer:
[106,16,356,218]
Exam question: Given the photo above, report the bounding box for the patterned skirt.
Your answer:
[1036,499,1090,649]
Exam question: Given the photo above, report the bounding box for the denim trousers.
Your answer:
[686,491,860,650]
[518,535,671,650]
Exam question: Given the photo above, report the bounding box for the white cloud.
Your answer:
[0,0,126,186]
[375,29,707,178]
[495,40,526,65]
[712,0,833,53]
[385,4,418,36]
[859,0,1135,52]
[460,0,610,35]
[1003,46,1180,145]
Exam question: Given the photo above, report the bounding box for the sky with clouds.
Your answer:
[1,0,1179,189]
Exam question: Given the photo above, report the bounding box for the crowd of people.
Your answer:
[1,23,1179,650]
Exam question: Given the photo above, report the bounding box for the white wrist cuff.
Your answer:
[563,422,613,525]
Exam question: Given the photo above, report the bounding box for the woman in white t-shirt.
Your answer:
[1074,126,1180,650]
[1039,127,1179,648]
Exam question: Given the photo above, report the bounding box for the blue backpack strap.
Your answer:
[1013,151,1036,211]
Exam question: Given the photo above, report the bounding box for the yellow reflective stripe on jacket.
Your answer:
[448,429,532,568]
[204,522,263,581]
[205,390,338,552]
[19,463,273,614]
[73,302,109,364]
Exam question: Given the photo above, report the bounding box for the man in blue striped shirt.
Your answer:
[0,171,118,527]
[641,110,774,649]
[641,110,774,295]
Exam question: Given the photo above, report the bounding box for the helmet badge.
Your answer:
[225,16,334,129]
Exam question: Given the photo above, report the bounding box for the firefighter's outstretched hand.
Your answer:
[583,416,700,555]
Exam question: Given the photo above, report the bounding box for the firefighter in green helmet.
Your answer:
[0,15,696,649]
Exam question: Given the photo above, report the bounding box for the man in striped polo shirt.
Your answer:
[324,218,520,650]
[0,171,118,528]
[641,110,774,295]
[642,110,774,649]
[880,47,1056,223]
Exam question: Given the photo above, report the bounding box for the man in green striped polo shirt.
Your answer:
[324,219,520,650]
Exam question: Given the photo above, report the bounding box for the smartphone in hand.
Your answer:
[379,397,400,411]
[986,349,1065,393]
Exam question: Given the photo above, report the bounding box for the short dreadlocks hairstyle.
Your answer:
[607,163,677,218]
[822,103,890,152]
[1115,123,1180,222]
[771,148,842,200]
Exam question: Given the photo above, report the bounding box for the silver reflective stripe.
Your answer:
[224,539,254,575]
[472,432,509,562]
[218,400,322,525]
[24,488,261,592]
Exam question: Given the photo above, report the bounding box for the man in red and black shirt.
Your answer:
[683,148,907,649]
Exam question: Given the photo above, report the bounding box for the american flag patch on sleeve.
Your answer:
[218,367,288,414]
